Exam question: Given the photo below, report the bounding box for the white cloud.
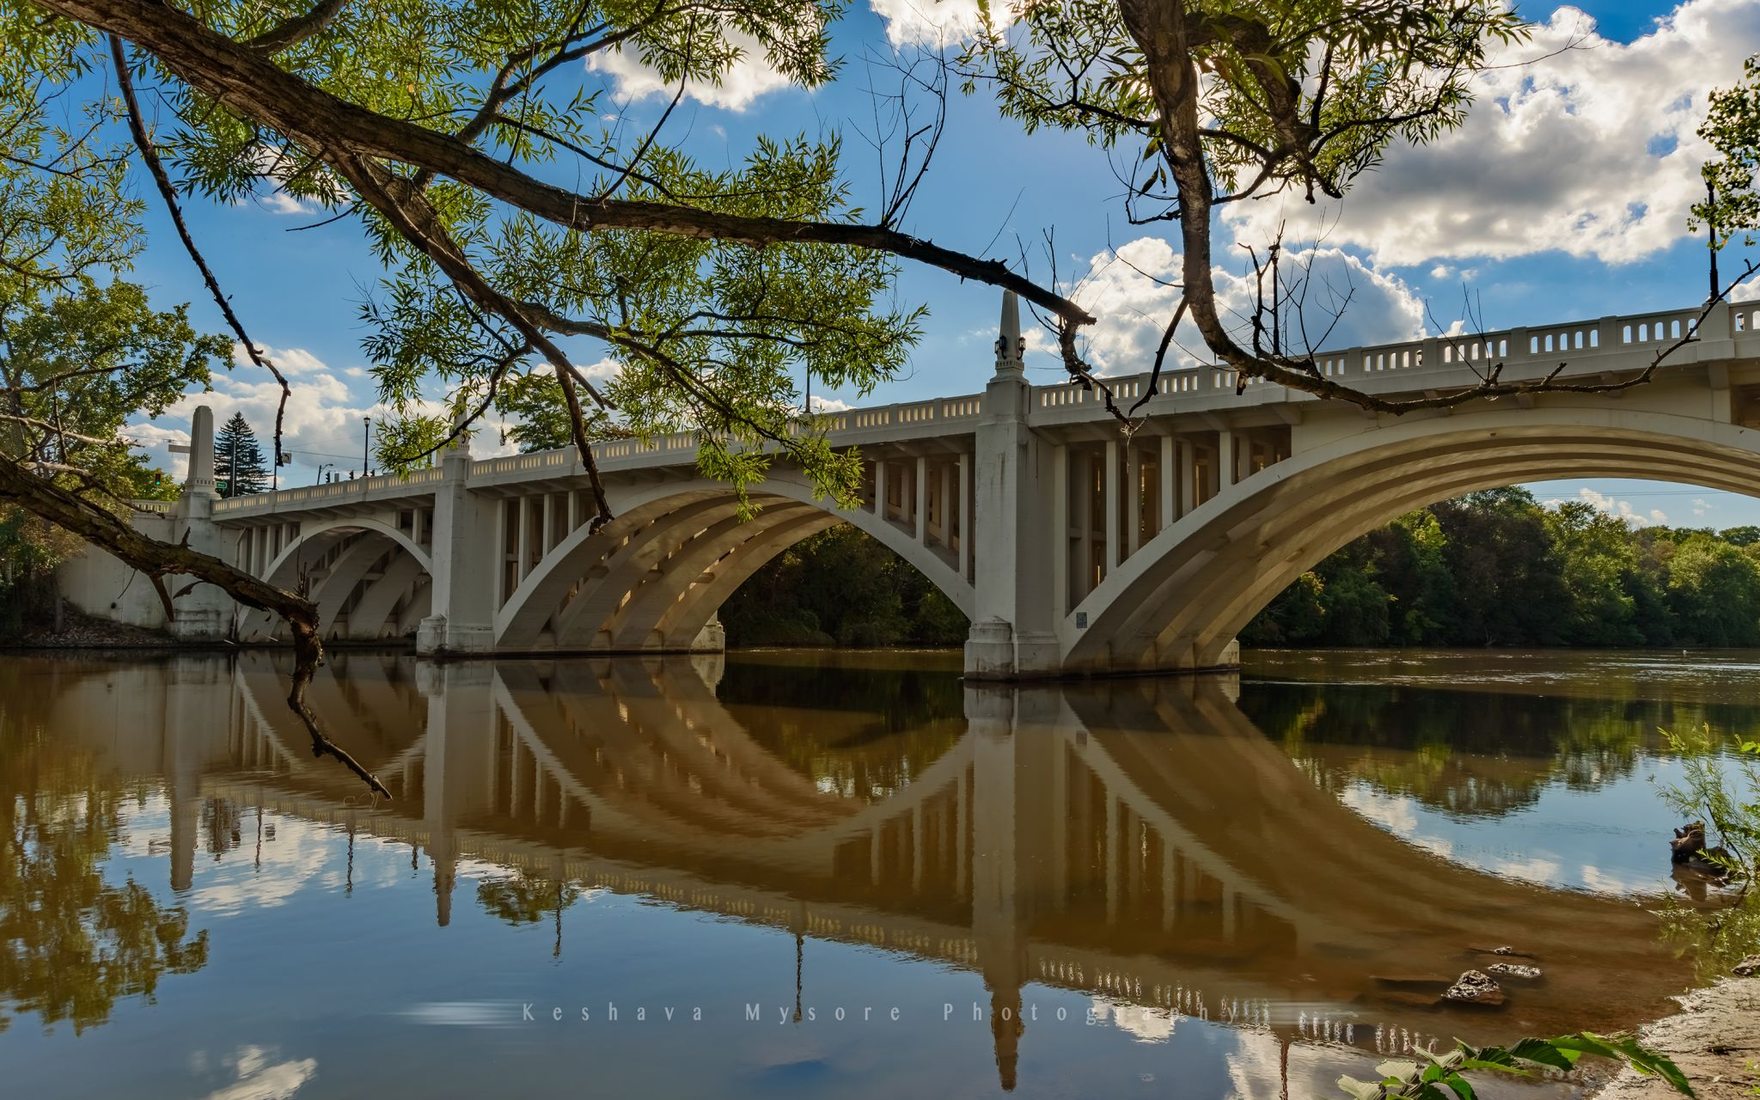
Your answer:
[1693,497,1711,516]
[807,395,853,412]
[237,144,325,216]
[125,347,525,486]
[868,0,1021,47]
[257,190,315,216]
[1052,236,1427,375]
[1224,0,1760,266]
[234,344,329,377]
[1551,486,1669,527]
[589,33,795,111]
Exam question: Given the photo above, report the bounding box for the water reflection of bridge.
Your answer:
[68,654,1690,1093]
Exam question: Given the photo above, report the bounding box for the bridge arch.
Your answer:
[1066,407,1760,672]
[238,517,434,641]
[495,472,974,652]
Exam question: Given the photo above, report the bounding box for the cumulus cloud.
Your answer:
[256,190,316,216]
[1546,486,1669,526]
[1050,236,1427,375]
[589,33,796,111]
[868,0,1021,47]
[1224,0,1760,266]
[125,347,524,486]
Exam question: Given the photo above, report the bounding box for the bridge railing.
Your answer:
[1035,302,1732,410]
[212,465,445,516]
[468,393,989,481]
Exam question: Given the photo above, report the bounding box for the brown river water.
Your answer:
[1,647,1753,1098]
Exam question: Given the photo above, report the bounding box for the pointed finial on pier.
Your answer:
[993,289,1026,380]
[184,405,218,498]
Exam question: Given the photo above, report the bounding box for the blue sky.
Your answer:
[115,0,1760,529]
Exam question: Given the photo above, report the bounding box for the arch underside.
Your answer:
[495,483,973,654]
[1069,413,1760,672]
[237,525,432,643]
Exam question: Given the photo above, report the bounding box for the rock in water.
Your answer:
[1441,970,1506,1008]
[1734,955,1760,977]
[1469,945,1538,958]
[1484,963,1543,981]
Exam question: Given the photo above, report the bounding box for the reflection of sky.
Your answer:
[4,794,1408,1100]
[1327,753,1693,896]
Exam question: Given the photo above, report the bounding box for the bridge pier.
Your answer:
[964,293,1063,680]
[416,443,499,656]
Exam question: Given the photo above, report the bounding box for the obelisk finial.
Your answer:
[184,405,218,498]
[993,290,1025,380]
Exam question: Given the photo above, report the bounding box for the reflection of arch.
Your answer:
[213,652,1691,1043]
[238,519,433,641]
[496,474,973,652]
[1069,410,1760,671]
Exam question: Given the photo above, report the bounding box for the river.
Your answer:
[0,648,1748,1098]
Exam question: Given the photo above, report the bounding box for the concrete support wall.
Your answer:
[58,511,175,629]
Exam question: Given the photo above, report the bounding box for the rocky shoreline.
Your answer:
[1590,973,1760,1098]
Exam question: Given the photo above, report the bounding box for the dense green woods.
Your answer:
[1245,488,1760,648]
[725,487,1760,649]
[721,527,968,647]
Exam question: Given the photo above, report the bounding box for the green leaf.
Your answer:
[1441,1077,1477,1100]
[1507,1037,1578,1072]
[1337,1074,1385,1100]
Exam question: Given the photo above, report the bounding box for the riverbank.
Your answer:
[1591,973,1760,1098]
[1,607,174,648]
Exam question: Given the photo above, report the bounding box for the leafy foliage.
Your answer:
[1246,489,1760,649]
[720,525,968,647]
[1338,1031,1693,1099]
[0,678,210,1034]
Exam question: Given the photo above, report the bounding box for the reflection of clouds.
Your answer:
[1335,780,1665,898]
[188,815,353,915]
[204,1045,317,1100]
[1487,855,1564,886]
[1337,785,1455,859]
[1225,1030,1378,1100]
[1581,864,1649,895]
[1087,997,1176,1042]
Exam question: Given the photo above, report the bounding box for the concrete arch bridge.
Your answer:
[62,296,1760,676]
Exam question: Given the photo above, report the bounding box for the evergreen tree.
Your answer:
[213,412,269,498]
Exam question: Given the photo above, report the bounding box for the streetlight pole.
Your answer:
[362,416,371,480]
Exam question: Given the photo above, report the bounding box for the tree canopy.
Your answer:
[1242,488,1760,649]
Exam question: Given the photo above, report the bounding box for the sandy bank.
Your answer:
[1591,974,1760,1099]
